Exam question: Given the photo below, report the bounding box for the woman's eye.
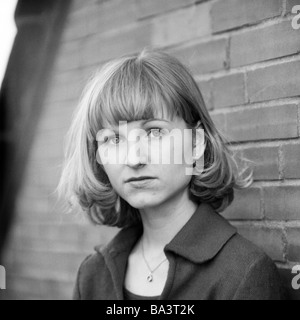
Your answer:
[147,128,164,139]
[104,129,165,144]
[106,135,122,145]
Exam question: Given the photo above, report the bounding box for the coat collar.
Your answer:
[95,202,237,264]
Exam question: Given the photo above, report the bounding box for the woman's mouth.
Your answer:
[126,178,156,188]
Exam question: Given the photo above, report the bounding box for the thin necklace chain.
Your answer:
[141,239,168,282]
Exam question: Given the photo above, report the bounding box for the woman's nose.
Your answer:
[125,140,147,168]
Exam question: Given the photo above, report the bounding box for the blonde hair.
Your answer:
[57,48,253,227]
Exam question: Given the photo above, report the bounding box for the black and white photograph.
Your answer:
[0,0,300,302]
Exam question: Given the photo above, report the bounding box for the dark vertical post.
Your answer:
[0,0,72,263]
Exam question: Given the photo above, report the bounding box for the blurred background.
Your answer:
[0,1,17,84]
[0,0,299,300]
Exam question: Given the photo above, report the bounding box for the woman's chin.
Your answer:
[125,195,161,210]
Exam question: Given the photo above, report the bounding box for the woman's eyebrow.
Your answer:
[141,118,170,125]
[106,118,171,132]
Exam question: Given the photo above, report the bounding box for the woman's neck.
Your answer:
[138,191,199,256]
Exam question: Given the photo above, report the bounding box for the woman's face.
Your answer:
[97,116,202,210]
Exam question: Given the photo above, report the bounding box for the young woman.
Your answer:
[57,49,284,300]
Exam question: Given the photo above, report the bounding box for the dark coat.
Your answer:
[73,202,285,300]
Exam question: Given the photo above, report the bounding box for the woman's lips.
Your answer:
[126,178,156,188]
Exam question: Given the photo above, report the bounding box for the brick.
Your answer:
[70,0,97,14]
[5,275,74,300]
[152,3,211,47]
[286,228,300,262]
[81,22,152,66]
[264,185,300,220]
[234,224,285,262]
[231,21,300,67]
[16,205,61,227]
[29,132,66,164]
[26,166,58,193]
[10,223,118,254]
[225,104,298,142]
[221,187,262,220]
[170,38,228,74]
[54,40,82,72]
[29,145,63,167]
[212,73,245,109]
[15,194,50,217]
[44,69,84,103]
[22,159,62,191]
[14,198,72,224]
[18,170,59,197]
[247,60,300,103]
[282,143,300,179]
[63,0,138,41]
[36,120,72,148]
[8,249,87,282]
[15,183,52,206]
[287,0,300,13]
[10,236,82,256]
[210,112,226,134]
[197,79,213,111]
[36,101,75,134]
[13,223,85,245]
[136,0,196,19]
[212,0,282,33]
[242,146,280,180]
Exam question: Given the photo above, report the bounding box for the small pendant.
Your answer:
[147,273,153,282]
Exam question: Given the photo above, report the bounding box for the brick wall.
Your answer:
[3,0,300,299]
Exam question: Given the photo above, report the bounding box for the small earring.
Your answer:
[115,196,121,212]
[193,161,196,168]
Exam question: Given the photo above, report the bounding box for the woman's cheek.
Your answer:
[153,137,179,165]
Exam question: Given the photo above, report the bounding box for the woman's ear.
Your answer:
[192,121,206,161]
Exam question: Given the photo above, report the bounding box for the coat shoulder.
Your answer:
[224,233,271,264]
[217,233,285,299]
[73,250,112,300]
[78,250,106,276]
